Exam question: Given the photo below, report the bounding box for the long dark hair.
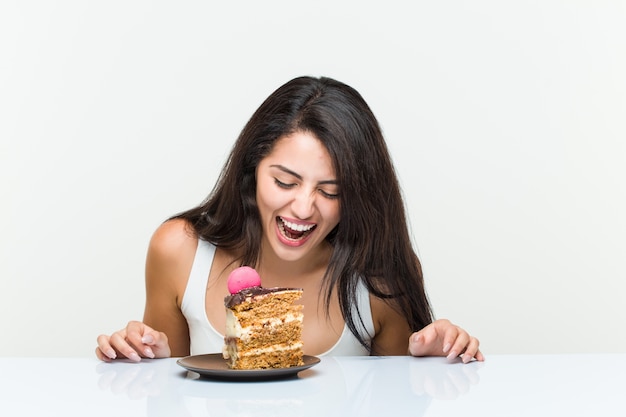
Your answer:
[173,76,433,352]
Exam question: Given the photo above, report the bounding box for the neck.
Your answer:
[256,242,332,287]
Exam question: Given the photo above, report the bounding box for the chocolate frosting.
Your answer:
[224,286,302,308]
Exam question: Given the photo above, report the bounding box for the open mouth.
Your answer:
[276,216,317,241]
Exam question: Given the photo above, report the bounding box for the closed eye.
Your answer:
[274,178,296,189]
[319,189,339,199]
[274,177,339,199]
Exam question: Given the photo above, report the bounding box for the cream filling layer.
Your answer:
[224,310,303,341]
[238,342,304,356]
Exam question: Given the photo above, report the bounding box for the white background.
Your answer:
[1,1,624,357]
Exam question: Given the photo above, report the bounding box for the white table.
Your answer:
[1,354,624,416]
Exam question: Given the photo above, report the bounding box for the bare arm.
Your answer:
[369,295,413,355]
[142,218,197,357]
[96,219,196,361]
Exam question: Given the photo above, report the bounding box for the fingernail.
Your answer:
[106,349,117,359]
[144,347,155,358]
[129,352,141,362]
[443,343,451,353]
[446,350,458,360]
[141,335,154,344]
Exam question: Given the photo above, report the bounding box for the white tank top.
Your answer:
[181,239,375,356]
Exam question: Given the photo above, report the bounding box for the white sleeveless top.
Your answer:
[181,239,375,356]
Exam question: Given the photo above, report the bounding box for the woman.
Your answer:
[96,76,484,363]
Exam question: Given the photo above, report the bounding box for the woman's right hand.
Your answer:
[96,321,171,362]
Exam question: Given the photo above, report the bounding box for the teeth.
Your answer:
[281,217,315,232]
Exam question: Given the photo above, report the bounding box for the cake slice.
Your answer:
[222,267,304,370]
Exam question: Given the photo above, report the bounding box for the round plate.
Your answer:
[177,353,321,381]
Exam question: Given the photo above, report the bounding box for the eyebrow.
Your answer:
[269,164,338,185]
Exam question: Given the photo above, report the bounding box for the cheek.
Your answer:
[321,201,341,228]
[256,181,284,216]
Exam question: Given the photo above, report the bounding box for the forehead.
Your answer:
[262,132,336,177]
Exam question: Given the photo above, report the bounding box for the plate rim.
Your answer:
[176,353,321,380]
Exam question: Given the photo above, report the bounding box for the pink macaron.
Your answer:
[227,266,262,294]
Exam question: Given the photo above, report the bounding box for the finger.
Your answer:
[109,331,142,362]
[125,321,170,359]
[408,332,427,356]
[141,331,171,358]
[95,346,112,362]
[446,328,470,361]
[96,334,118,360]
[408,324,438,356]
[440,323,461,356]
[131,325,168,359]
[123,321,157,359]
[460,337,480,363]
[137,333,156,359]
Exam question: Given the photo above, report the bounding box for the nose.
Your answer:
[291,188,315,219]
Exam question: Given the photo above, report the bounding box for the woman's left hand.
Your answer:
[408,319,484,363]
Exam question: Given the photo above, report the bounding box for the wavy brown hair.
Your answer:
[173,76,433,352]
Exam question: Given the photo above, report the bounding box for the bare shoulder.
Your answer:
[145,218,198,301]
[149,218,197,258]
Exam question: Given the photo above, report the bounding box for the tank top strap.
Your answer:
[353,278,375,343]
[181,239,224,355]
[320,278,375,356]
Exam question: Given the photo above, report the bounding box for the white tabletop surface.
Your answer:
[0,354,624,416]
